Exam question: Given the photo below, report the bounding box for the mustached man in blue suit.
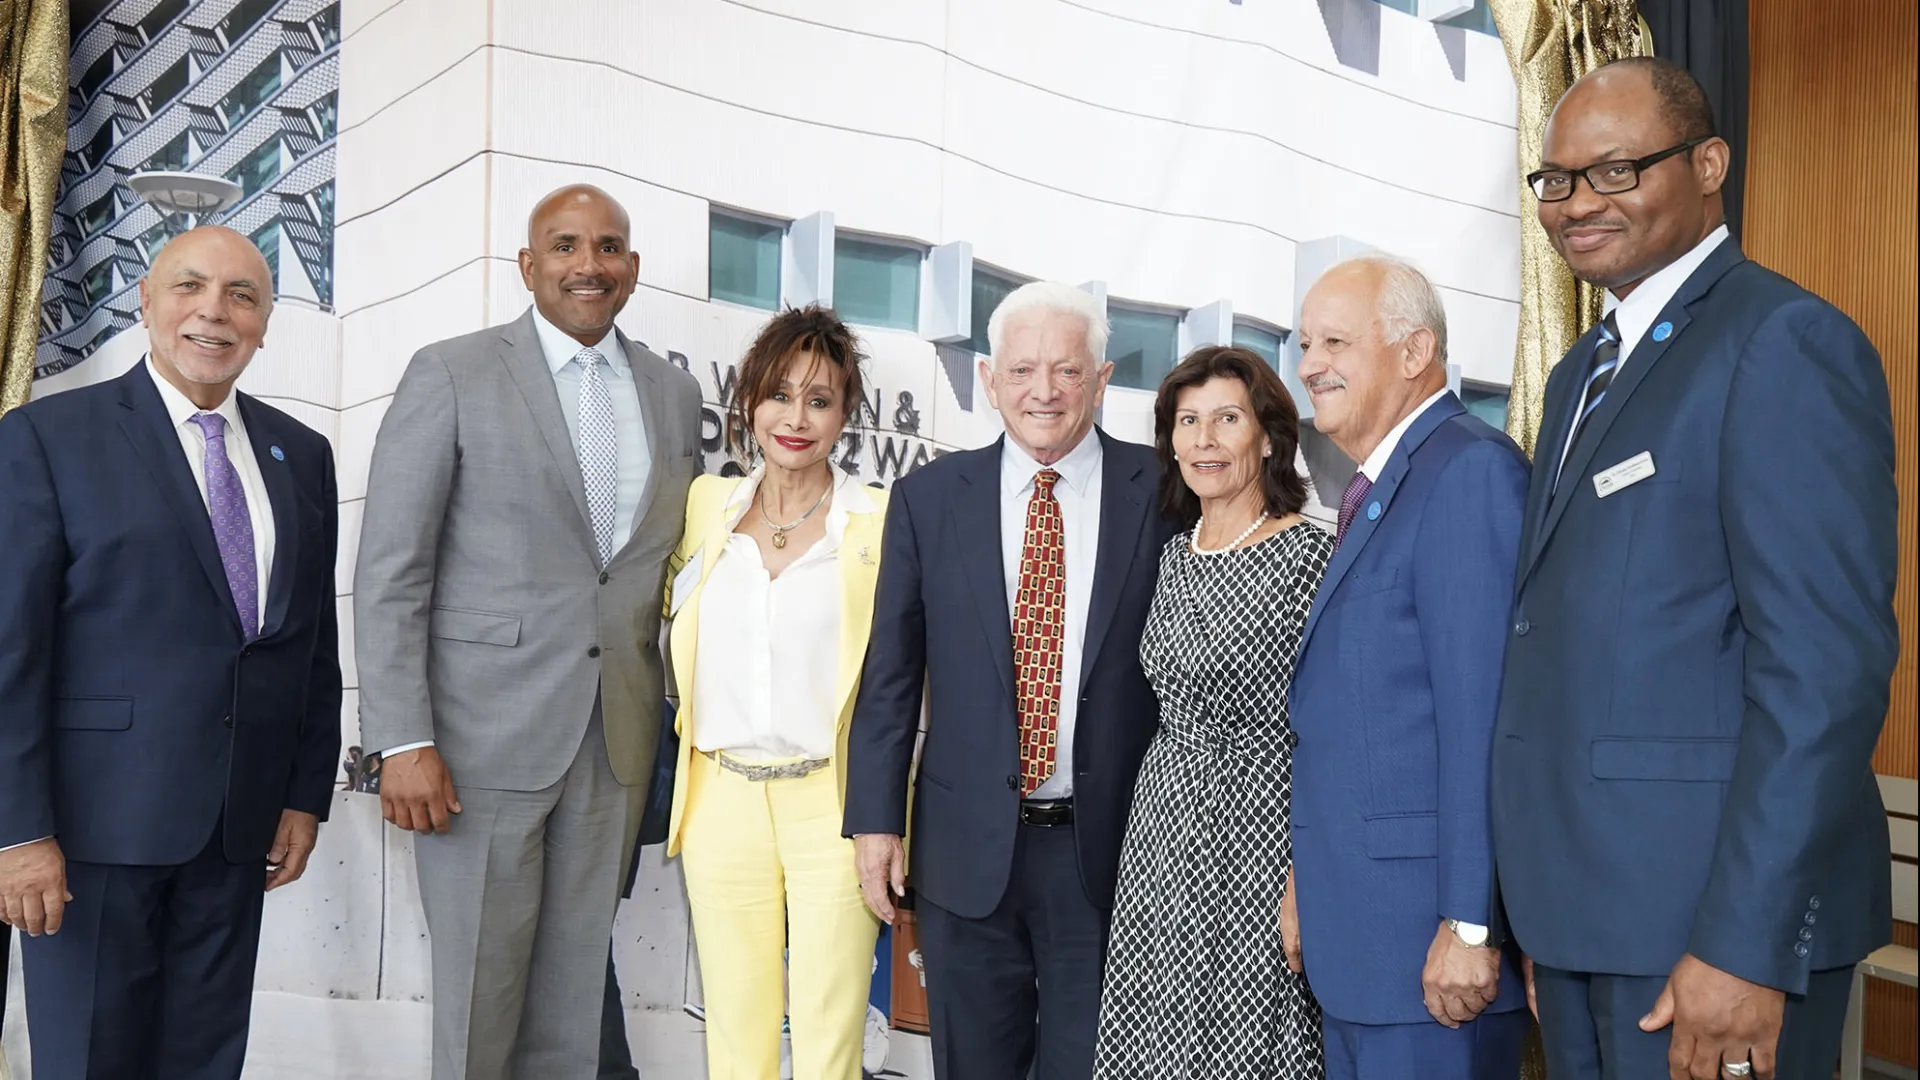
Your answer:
[0,227,342,1080]
[1285,255,1531,1080]
[1493,59,1898,1080]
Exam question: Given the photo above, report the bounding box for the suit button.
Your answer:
[1006,776,1018,790]
[1286,731,1300,749]
[1513,620,1531,636]
[599,572,610,585]
[587,646,602,658]
[1793,942,1810,959]
[221,714,233,729]
[1799,927,1814,942]
[1804,911,1817,926]
[241,646,254,658]
[1808,895,1821,910]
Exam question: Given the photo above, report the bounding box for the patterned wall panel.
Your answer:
[36,0,340,378]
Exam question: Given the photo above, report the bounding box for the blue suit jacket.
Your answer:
[842,431,1178,917]
[1492,239,1897,994]
[1289,395,1529,1027]
[0,363,343,865]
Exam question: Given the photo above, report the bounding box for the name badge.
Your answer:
[668,548,704,617]
[1593,451,1656,498]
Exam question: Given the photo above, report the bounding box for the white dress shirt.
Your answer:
[381,310,652,759]
[692,469,875,763]
[1001,433,1103,800]
[147,358,276,626]
[1357,388,1452,483]
[1555,224,1731,479]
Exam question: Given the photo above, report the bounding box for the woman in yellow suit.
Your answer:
[664,303,886,1078]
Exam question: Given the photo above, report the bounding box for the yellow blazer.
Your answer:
[661,472,889,857]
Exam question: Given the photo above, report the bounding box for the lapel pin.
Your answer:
[1652,321,1673,342]
[270,445,285,461]
[859,546,874,565]
[1367,502,1381,521]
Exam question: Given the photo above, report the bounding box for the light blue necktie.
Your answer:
[574,348,619,566]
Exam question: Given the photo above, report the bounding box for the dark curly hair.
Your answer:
[1153,345,1308,526]
[727,303,868,462]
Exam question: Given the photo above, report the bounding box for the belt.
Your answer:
[703,750,830,782]
[1018,799,1074,827]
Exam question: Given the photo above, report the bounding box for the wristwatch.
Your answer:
[1446,919,1490,948]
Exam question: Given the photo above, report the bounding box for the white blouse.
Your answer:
[691,469,874,763]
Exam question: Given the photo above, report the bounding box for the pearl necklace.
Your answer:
[1191,511,1269,555]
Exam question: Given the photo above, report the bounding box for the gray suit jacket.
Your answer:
[354,310,702,792]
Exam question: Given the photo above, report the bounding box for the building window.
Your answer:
[81,326,117,359]
[968,267,1022,355]
[1232,321,1289,371]
[310,4,341,47]
[251,221,281,287]
[1439,1,1498,35]
[1461,383,1510,430]
[219,55,284,131]
[708,210,782,310]
[82,122,117,173]
[77,49,118,103]
[311,180,335,233]
[145,130,192,173]
[144,56,191,117]
[1107,304,1180,391]
[137,0,190,43]
[82,261,116,306]
[139,219,180,263]
[833,236,921,331]
[228,139,284,198]
[309,91,338,140]
[221,0,278,47]
[79,192,119,239]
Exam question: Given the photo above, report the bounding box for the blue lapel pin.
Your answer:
[1652,321,1673,342]
[270,445,285,461]
[1367,502,1381,521]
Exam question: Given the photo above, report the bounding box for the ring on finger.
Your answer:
[1723,1061,1753,1078]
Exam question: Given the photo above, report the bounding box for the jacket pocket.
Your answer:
[1341,565,1400,599]
[429,607,522,647]
[1363,811,1436,859]
[55,696,134,731]
[1590,736,1738,781]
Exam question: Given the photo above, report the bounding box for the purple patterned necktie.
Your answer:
[190,412,259,638]
[1335,471,1374,547]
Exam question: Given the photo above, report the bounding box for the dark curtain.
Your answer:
[1637,0,1750,237]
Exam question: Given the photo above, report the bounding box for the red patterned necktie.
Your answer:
[1335,471,1373,548]
[1013,468,1066,796]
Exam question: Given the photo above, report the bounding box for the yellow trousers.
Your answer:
[679,753,880,1079]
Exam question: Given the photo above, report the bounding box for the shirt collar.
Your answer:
[146,356,246,438]
[1358,388,1450,482]
[1000,429,1103,498]
[725,466,877,548]
[529,306,624,377]
[1604,223,1730,357]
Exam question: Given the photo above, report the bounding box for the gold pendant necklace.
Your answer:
[761,479,833,549]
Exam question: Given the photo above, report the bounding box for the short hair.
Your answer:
[986,280,1109,364]
[1153,346,1309,526]
[1598,56,1717,142]
[727,303,868,461]
[1332,253,1449,367]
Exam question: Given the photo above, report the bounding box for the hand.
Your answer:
[266,810,320,892]
[1422,921,1500,1028]
[1523,953,1539,1021]
[1639,953,1785,1080]
[853,833,906,924]
[0,838,71,937]
[379,746,462,835]
[1280,868,1303,974]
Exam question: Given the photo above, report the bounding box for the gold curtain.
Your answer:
[0,0,68,415]
[1488,0,1653,455]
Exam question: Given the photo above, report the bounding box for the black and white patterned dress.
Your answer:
[1093,521,1334,1079]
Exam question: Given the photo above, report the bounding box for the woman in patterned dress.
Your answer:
[1093,345,1333,1079]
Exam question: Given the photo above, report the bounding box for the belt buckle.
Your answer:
[1019,799,1073,827]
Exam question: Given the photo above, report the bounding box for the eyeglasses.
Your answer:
[1526,137,1708,202]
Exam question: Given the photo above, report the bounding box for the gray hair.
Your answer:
[985,280,1110,364]
[1335,253,1449,366]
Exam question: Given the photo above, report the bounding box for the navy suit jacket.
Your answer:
[1289,395,1529,1026]
[843,430,1178,918]
[1492,240,1897,994]
[0,363,342,866]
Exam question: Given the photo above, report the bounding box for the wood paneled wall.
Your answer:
[1745,0,1917,1068]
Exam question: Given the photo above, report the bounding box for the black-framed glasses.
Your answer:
[1527,137,1709,202]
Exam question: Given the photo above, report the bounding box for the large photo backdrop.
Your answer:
[9,1,1521,1075]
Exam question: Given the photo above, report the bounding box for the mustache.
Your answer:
[1305,374,1346,391]
[1555,216,1630,239]
[561,277,616,291]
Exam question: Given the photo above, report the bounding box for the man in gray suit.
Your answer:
[355,184,701,1080]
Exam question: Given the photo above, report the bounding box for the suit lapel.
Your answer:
[116,363,244,638]
[955,442,1015,699]
[1529,239,1746,569]
[238,394,301,639]
[1077,431,1150,694]
[1300,398,1462,654]
[1518,333,1595,583]
[613,332,669,565]
[833,503,885,725]
[498,313,596,547]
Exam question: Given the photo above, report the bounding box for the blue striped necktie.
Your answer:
[1562,310,1623,474]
